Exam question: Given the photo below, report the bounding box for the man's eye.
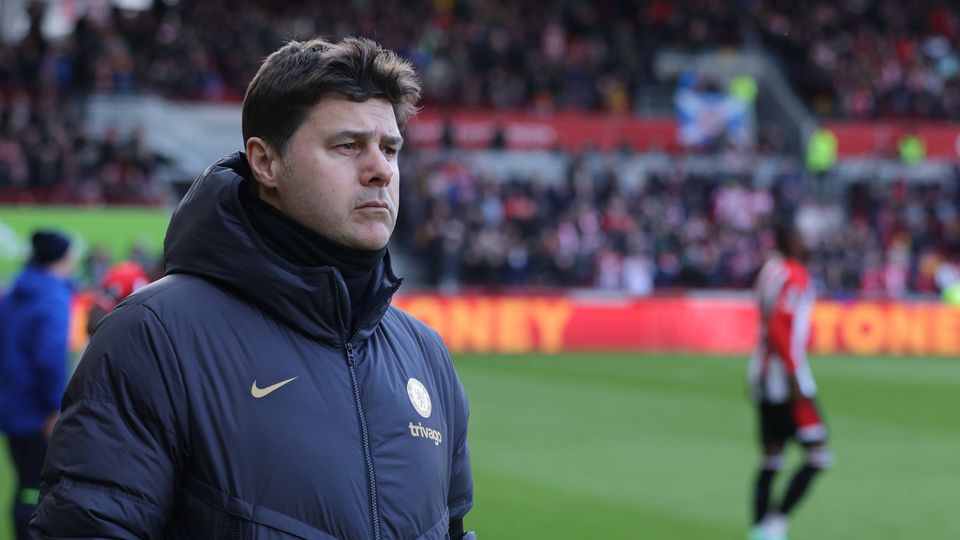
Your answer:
[383,146,399,156]
[338,143,358,151]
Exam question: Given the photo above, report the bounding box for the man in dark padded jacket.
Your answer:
[32,36,474,540]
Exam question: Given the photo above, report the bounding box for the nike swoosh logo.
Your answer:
[251,377,298,398]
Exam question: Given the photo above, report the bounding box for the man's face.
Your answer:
[270,95,402,250]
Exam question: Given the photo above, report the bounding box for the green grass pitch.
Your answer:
[0,206,169,283]
[2,353,957,539]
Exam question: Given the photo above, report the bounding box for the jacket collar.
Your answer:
[163,152,401,344]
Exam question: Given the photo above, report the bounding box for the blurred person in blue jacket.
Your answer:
[0,229,74,540]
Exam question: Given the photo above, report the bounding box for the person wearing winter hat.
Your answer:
[27,231,72,267]
[0,229,75,540]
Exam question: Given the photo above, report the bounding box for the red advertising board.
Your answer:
[407,109,678,152]
[408,111,960,159]
[71,293,960,356]
[824,120,960,161]
[391,294,960,357]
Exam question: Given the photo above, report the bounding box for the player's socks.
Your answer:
[753,468,777,524]
[753,455,782,524]
[779,464,821,515]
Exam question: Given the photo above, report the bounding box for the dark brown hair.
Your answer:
[242,36,421,155]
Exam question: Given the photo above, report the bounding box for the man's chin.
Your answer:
[346,229,392,251]
[353,241,389,251]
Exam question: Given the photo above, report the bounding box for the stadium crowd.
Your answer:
[1,0,959,296]
[0,5,163,204]
[756,1,960,119]
[5,0,960,118]
[0,90,163,204]
[397,154,960,297]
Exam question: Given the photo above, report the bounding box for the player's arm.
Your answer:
[32,304,188,538]
[767,281,803,401]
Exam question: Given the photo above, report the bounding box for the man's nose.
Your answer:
[360,147,394,187]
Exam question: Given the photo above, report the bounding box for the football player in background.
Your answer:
[747,222,833,540]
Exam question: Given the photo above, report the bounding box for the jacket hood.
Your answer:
[163,152,401,344]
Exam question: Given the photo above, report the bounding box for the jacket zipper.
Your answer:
[220,514,242,540]
[345,341,381,540]
[334,279,399,540]
[231,515,242,540]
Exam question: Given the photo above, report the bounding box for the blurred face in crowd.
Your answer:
[248,94,402,250]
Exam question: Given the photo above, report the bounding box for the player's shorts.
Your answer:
[758,397,827,445]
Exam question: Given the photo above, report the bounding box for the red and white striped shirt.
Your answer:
[748,256,818,403]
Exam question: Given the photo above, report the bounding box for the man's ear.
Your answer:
[245,137,282,190]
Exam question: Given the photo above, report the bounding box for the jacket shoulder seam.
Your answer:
[126,273,204,306]
[87,303,188,443]
[109,303,186,378]
[134,303,189,441]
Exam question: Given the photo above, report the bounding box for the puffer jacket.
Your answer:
[0,265,71,436]
[32,153,473,539]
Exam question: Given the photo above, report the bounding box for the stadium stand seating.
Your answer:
[1,0,958,296]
